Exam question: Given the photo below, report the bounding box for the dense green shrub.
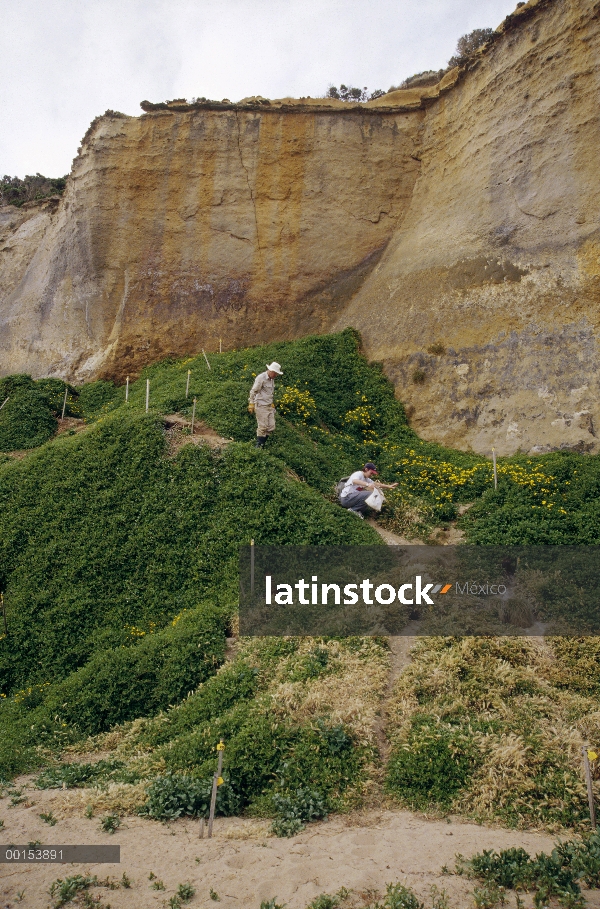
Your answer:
[271,787,328,836]
[461,833,600,908]
[77,380,120,418]
[141,771,240,819]
[0,173,67,207]
[40,604,227,734]
[386,715,480,809]
[0,375,57,450]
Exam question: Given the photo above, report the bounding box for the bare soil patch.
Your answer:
[163,414,233,456]
[1,795,575,909]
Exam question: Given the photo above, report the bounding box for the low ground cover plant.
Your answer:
[1,330,600,835]
[460,831,600,907]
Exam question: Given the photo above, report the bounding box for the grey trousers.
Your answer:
[339,488,371,514]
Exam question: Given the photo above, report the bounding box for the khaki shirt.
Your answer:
[249,371,275,406]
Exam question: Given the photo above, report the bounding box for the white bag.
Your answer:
[365,487,385,512]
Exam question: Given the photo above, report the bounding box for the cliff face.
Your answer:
[2,0,600,455]
[0,105,421,379]
[338,0,600,455]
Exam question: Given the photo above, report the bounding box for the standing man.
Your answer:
[248,361,283,447]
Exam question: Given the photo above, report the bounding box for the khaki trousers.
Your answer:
[255,404,275,437]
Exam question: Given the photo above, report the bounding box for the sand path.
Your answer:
[3,797,587,909]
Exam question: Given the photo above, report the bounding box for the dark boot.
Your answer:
[255,436,267,448]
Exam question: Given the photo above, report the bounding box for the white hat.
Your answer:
[266,361,283,375]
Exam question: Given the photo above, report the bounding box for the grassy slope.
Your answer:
[0,330,599,833]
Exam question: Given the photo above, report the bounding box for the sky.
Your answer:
[1,0,519,178]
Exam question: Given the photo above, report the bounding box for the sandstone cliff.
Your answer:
[338,0,600,455]
[0,103,421,379]
[1,0,599,456]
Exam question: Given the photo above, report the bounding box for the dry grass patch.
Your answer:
[385,636,599,832]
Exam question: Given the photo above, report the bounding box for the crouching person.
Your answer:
[338,462,397,518]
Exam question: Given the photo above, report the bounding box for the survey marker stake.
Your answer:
[145,379,150,413]
[202,349,211,370]
[125,377,129,403]
[186,370,191,398]
[583,745,597,830]
[61,387,68,420]
[207,740,225,838]
[250,538,255,595]
[0,396,9,412]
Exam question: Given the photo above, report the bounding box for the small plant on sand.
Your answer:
[100,813,121,834]
[50,874,97,908]
[411,368,426,385]
[40,810,57,825]
[177,882,195,902]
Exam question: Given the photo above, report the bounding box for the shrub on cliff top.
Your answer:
[448,28,494,67]
[0,174,67,208]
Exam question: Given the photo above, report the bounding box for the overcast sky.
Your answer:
[1,0,519,178]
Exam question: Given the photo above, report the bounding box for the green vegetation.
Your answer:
[0,173,67,208]
[50,874,97,908]
[100,813,120,833]
[460,831,600,908]
[385,637,600,831]
[1,329,600,837]
[448,28,495,68]
[324,85,385,102]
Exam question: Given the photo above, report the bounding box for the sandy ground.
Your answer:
[4,793,593,909]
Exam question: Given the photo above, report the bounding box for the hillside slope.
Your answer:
[0,331,599,838]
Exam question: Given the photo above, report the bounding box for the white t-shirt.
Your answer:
[340,471,373,499]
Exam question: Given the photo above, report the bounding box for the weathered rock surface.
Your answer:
[337,0,600,455]
[1,0,600,456]
[0,105,421,380]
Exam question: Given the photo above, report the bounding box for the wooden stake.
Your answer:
[61,387,68,420]
[199,817,204,839]
[250,539,255,596]
[125,377,129,403]
[208,741,225,838]
[191,398,197,435]
[1,593,6,636]
[0,397,9,412]
[186,370,191,398]
[219,338,222,354]
[145,379,150,413]
[202,349,211,370]
[492,448,497,490]
[583,746,597,829]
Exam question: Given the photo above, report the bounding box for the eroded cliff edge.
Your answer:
[1,0,599,456]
